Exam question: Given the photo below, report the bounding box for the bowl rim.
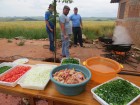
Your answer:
[90,77,140,105]
[50,64,91,87]
[61,57,80,65]
[84,56,121,74]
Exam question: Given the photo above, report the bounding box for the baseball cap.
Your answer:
[63,5,70,10]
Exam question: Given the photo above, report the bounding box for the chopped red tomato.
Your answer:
[0,66,31,82]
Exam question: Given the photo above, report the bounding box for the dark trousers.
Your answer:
[72,27,83,47]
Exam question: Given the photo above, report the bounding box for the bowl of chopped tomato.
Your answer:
[50,64,91,96]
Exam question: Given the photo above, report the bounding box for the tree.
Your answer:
[53,0,73,62]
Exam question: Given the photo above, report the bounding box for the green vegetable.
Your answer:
[0,66,11,74]
[62,58,79,64]
[94,79,140,105]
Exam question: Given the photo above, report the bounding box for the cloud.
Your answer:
[56,0,118,17]
[0,0,118,17]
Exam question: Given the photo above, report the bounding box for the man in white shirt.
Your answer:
[59,5,72,58]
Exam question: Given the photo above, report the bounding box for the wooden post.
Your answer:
[54,0,57,63]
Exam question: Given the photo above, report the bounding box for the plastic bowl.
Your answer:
[50,64,91,96]
[61,58,80,65]
[84,57,122,84]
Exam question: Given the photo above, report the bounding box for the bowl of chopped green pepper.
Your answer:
[91,77,140,105]
[61,58,80,65]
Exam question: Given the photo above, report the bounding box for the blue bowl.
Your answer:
[50,64,91,96]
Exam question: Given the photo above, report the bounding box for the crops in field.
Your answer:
[83,21,115,39]
[0,21,115,39]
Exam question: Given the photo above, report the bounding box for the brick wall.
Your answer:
[116,0,140,47]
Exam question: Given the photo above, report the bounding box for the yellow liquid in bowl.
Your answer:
[90,64,116,73]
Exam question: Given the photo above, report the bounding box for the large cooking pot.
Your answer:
[83,57,122,84]
[105,44,132,52]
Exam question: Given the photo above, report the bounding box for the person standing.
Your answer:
[59,5,72,58]
[70,7,84,47]
[45,4,54,52]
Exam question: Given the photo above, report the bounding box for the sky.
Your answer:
[0,0,119,17]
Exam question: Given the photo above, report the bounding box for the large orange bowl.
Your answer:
[83,57,122,84]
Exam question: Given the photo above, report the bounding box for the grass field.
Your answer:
[0,21,115,39]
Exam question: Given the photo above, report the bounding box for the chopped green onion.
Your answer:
[94,79,140,105]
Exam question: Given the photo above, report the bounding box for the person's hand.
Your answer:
[64,35,68,39]
[81,26,83,30]
[50,28,53,32]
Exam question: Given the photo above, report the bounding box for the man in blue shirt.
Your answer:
[45,4,54,52]
[70,7,83,47]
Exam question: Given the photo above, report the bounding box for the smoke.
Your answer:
[112,26,132,44]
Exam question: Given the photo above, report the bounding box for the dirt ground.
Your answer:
[0,38,140,105]
[0,38,102,62]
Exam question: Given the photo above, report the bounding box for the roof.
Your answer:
[110,0,120,3]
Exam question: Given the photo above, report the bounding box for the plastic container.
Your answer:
[50,64,91,96]
[18,64,57,90]
[0,64,32,87]
[13,58,29,64]
[0,62,17,75]
[91,77,140,105]
[61,58,80,65]
[83,56,122,84]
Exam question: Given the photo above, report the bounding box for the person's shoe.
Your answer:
[60,54,66,57]
[81,45,85,48]
[74,45,77,47]
[50,47,55,52]
[50,50,54,52]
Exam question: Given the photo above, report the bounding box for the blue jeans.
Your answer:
[47,30,54,51]
[61,35,70,58]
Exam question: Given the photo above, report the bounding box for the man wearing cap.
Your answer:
[45,4,54,52]
[59,5,72,58]
[70,7,84,47]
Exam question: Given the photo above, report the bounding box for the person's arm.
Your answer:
[45,20,53,32]
[59,16,68,39]
[69,15,72,21]
[60,23,68,39]
[80,15,83,29]
[45,12,53,32]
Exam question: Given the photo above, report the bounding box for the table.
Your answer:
[0,59,140,105]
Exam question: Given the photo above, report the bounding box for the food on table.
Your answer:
[13,58,29,64]
[0,66,31,82]
[0,66,12,74]
[62,58,79,64]
[94,79,140,105]
[53,68,86,84]
[90,64,116,73]
[21,66,52,87]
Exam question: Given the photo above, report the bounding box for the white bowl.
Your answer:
[91,77,140,105]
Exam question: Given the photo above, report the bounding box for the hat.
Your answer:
[74,7,78,10]
[63,5,70,10]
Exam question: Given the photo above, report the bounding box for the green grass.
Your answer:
[0,21,115,40]
[82,21,115,39]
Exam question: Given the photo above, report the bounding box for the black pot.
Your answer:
[106,44,132,52]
